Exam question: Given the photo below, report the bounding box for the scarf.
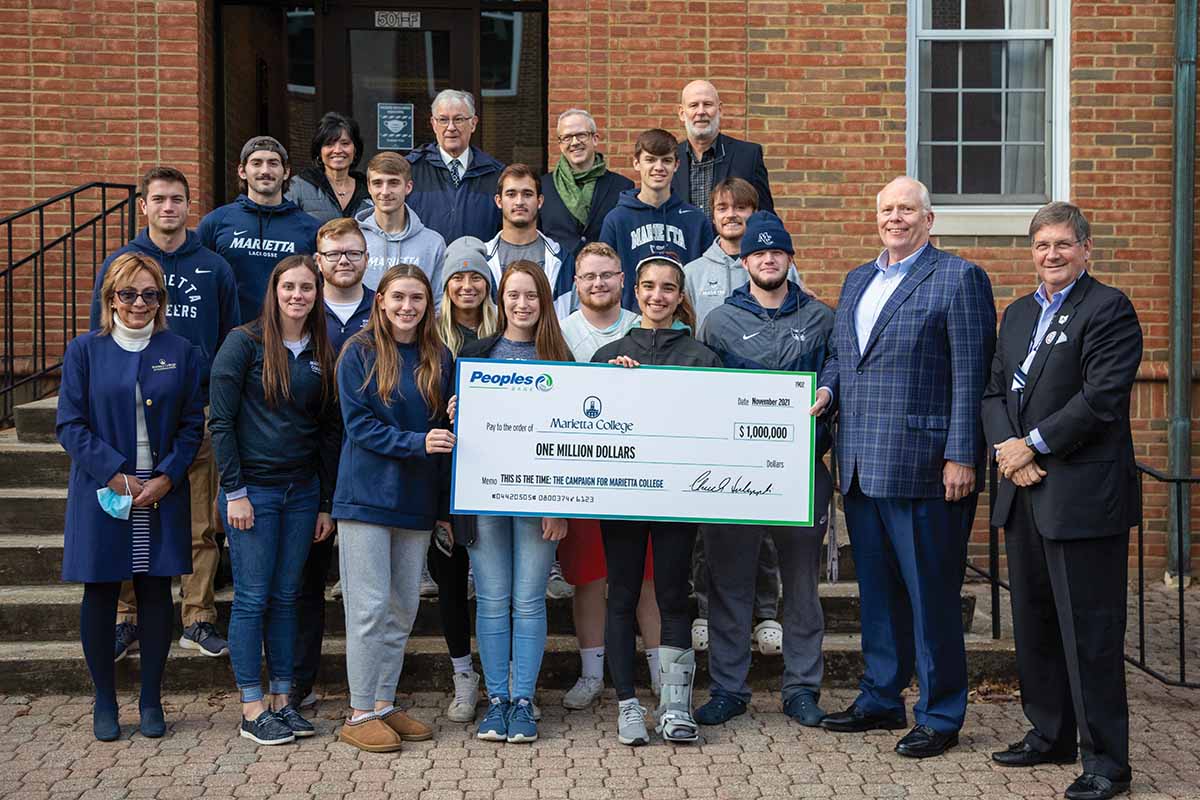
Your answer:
[552,153,609,226]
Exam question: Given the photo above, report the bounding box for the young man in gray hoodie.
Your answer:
[355,151,447,303]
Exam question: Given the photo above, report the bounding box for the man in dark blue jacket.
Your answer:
[89,165,240,664]
[198,135,321,324]
[539,108,633,253]
[406,90,505,244]
[671,80,774,215]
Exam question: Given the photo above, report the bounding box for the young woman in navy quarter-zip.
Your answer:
[57,253,205,741]
[332,264,455,752]
[208,254,341,746]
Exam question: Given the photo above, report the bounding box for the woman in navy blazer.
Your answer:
[57,252,205,742]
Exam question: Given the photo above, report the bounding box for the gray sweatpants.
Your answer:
[338,520,430,710]
[701,465,832,702]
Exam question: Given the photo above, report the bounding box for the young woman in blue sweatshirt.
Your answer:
[332,264,454,753]
[451,260,572,744]
[208,254,340,747]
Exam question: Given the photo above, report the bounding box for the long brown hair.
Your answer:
[496,260,572,362]
[252,255,335,408]
[635,256,697,331]
[344,264,447,417]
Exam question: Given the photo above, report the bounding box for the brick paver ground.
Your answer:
[0,666,1196,800]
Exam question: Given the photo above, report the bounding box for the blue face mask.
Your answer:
[96,474,133,520]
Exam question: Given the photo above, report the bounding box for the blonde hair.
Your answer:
[436,273,498,356]
[97,253,169,334]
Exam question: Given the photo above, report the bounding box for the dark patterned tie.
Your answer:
[449,159,462,187]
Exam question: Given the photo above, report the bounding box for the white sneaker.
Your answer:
[562,676,604,710]
[546,560,573,599]
[446,671,480,723]
[617,701,649,746]
[419,564,438,597]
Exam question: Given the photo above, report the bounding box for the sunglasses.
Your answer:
[115,288,165,306]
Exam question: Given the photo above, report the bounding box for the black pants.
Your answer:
[1005,489,1131,781]
[600,519,696,700]
[82,576,172,710]
[293,534,335,696]
[428,540,472,659]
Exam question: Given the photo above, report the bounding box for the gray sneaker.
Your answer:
[563,676,603,710]
[617,701,649,746]
[179,621,229,657]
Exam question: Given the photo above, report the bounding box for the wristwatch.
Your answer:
[1023,434,1036,449]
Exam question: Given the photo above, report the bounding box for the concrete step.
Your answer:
[0,431,71,487]
[0,632,1018,695]
[13,396,58,444]
[0,487,67,535]
[0,581,975,641]
[0,535,64,584]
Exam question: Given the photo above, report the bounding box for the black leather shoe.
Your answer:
[894,724,959,758]
[820,703,907,733]
[1064,773,1130,800]
[991,740,1077,767]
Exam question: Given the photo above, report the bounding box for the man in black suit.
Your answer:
[540,108,634,253]
[982,202,1142,800]
[671,80,774,214]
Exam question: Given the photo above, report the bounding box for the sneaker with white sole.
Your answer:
[179,621,229,657]
[506,697,538,743]
[419,564,438,597]
[507,670,542,720]
[446,671,480,723]
[114,622,139,662]
[240,710,294,745]
[563,676,604,710]
[617,701,649,746]
[546,560,574,599]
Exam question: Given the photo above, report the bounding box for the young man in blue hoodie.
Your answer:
[599,128,714,310]
[198,135,322,323]
[89,165,240,663]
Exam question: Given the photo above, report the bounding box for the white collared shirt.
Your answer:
[854,243,928,353]
[440,146,471,175]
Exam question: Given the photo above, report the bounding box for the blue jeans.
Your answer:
[220,478,319,703]
[468,515,556,700]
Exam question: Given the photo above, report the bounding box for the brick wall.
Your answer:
[547,0,1200,575]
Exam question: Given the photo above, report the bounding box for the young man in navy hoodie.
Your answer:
[599,128,713,310]
[89,165,241,662]
[198,136,322,323]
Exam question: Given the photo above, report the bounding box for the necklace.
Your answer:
[331,175,352,198]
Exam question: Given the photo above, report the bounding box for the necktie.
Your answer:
[449,159,462,187]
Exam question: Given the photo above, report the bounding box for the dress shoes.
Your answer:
[1064,773,1130,800]
[820,703,907,733]
[894,724,959,758]
[991,740,1077,767]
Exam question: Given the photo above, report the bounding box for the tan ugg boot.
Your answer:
[339,716,403,752]
[380,707,434,741]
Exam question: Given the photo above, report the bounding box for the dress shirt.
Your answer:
[440,146,471,175]
[854,243,929,354]
[1016,274,1082,454]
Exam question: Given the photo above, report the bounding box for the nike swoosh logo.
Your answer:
[678,209,695,215]
[233,229,248,236]
[742,331,761,340]
[195,269,211,274]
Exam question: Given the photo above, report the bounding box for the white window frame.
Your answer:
[480,11,522,98]
[905,0,1071,235]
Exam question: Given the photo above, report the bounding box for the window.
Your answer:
[907,0,1069,232]
[481,11,522,97]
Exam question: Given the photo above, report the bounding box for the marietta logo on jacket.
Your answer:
[629,223,686,249]
[228,231,297,258]
[163,272,204,319]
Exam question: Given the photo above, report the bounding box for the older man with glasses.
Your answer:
[405,89,505,243]
[539,108,634,254]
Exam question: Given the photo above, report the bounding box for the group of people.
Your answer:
[55,80,1142,800]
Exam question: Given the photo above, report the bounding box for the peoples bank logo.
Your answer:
[535,374,554,392]
[468,369,550,393]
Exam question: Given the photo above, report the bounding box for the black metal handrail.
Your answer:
[0,182,136,427]
[968,457,1198,688]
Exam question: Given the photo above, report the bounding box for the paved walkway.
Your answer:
[0,665,1196,800]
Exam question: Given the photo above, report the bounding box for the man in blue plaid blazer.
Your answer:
[812,176,996,758]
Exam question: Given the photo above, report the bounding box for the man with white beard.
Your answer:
[670,80,774,214]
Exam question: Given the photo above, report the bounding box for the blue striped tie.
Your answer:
[449,159,462,187]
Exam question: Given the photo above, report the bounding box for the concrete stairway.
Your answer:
[0,397,1015,695]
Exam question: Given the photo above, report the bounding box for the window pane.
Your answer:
[1009,0,1049,28]
[965,0,1003,28]
[962,145,1001,193]
[1005,145,1046,195]
[481,12,516,92]
[1006,92,1045,141]
[479,11,546,171]
[1007,41,1046,89]
[962,42,1002,88]
[930,92,958,141]
[933,145,960,193]
[925,41,958,89]
[962,92,1001,140]
[924,0,962,29]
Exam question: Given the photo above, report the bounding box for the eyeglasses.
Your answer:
[1033,239,1082,254]
[433,115,472,128]
[115,288,164,306]
[576,271,621,284]
[319,250,366,263]
[558,131,595,145]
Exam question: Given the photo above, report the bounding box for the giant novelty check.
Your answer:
[450,359,816,526]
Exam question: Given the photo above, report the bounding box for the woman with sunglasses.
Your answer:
[209,255,341,746]
[58,253,205,740]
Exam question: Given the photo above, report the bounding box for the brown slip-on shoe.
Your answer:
[339,717,403,752]
[380,707,434,742]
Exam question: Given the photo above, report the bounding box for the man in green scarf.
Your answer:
[539,108,634,254]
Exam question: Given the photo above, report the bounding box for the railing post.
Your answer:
[989,457,1000,640]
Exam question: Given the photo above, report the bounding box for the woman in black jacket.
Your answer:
[591,254,721,747]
